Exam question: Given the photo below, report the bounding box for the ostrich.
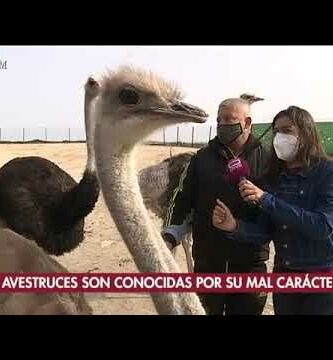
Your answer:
[86,76,196,272]
[138,152,195,272]
[137,93,265,273]
[92,65,208,315]
[0,228,91,315]
[0,78,100,256]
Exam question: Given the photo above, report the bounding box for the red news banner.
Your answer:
[0,273,333,293]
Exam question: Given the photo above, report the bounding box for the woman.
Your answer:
[212,105,333,315]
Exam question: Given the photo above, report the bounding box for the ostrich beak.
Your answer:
[147,101,209,124]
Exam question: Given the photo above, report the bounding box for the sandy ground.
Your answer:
[0,143,275,315]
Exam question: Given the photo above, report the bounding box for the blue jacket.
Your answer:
[231,158,333,271]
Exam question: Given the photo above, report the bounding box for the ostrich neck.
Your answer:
[84,93,96,173]
[94,124,206,315]
[96,145,178,274]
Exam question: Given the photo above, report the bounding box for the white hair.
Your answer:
[218,98,251,118]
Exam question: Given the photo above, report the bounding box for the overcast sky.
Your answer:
[1,45,333,139]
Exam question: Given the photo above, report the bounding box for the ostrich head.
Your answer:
[240,93,264,104]
[85,77,100,97]
[93,66,208,150]
[84,76,100,173]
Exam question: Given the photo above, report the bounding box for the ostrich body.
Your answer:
[138,152,194,219]
[92,66,208,315]
[138,152,195,272]
[0,157,98,255]
[0,78,100,255]
[0,228,91,315]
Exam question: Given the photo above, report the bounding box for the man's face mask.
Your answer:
[273,132,300,161]
[217,123,243,145]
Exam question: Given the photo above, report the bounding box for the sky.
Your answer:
[1,45,333,142]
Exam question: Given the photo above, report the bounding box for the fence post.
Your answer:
[191,126,194,147]
[22,128,25,142]
[0,128,2,142]
[163,128,166,145]
[45,127,47,142]
[176,126,179,146]
[209,126,212,142]
[68,128,71,142]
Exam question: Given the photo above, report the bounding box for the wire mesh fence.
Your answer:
[1,123,333,154]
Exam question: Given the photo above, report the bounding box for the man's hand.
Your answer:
[239,179,265,203]
[212,199,238,232]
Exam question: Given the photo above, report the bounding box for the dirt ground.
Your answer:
[0,143,275,315]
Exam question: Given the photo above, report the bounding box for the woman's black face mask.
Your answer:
[217,123,243,145]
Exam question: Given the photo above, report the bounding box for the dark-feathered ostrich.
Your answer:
[0,78,100,256]
[138,93,265,272]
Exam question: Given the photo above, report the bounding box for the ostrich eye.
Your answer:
[119,88,140,105]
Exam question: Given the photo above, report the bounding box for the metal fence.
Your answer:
[0,127,86,143]
[1,123,333,154]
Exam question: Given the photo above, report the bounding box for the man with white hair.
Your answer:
[162,94,270,315]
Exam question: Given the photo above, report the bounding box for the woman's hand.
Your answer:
[212,199,238,232]
[239,179,265,203]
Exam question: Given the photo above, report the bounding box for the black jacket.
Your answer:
[164,135,270,265]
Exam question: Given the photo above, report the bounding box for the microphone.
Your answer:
[226,158,250,184]
[226,158,257,206]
